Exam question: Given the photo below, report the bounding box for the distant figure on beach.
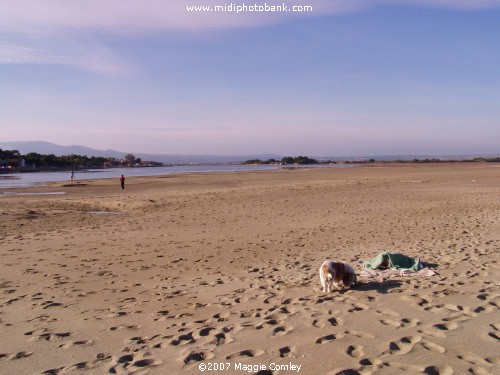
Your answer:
[120,175,125,189]
[70,170,75,181]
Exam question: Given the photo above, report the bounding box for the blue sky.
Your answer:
[1,0,499,156]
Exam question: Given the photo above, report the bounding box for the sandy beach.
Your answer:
[1,163,499,375]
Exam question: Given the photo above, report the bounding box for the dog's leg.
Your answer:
[326,280,332,293]
[320,272,326,293]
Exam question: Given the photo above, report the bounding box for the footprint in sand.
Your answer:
[312,317,342,328]
[380,319,401,328]
[127,335,163,347]
[240,310,261,318]
[401,318,420,327]
[316,333,344,344]
[489,323,500,335]
[348,303,369,313]
[424,365,453,375]
[433,322,458,331]
[198,326,216,337]
[425,303,472,315]
[226,349,265,360]
[255,312,288,331]
[58,340,94,349]
[468,366,496,375]
[109,324,140,331]
[347,345,364,358]
[359,357,384,373]
[24,328,48,337]
[63,361,98,372]
[213,311,230,322]
[212,332,233,346]
[40,300,65,309]
[312,319,325,328]
[25,314,58,323]
[344,329,375,339]
[314,295,335,304]
[183,350,214,364]
[170,332,195,346]
[381,318,420,329]
[109,353,161,373]
[41,365,65,374]
[418,328,446,339]
[474,304,496,314]
[388,336,422,355]
[266,305,294,315]
[6,351,33,360]
[421,339,446,354]
[279,346,296,358]
[28,331,73,342]
[458,352,493,367]
[390,341,413,357]
[484,330,500,343]
[484,355,500,365]
[442,314,470,323]
[377,308,400,318]
[272,325,294,336]
[152,310,171,321]
[476,292,499,301]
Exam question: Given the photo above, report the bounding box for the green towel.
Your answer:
[361,251,424,271]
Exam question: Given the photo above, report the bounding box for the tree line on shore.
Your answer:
[244,155,500,165]
[0,149,162,170]
[244,156,319,165]
[2,148,499,171]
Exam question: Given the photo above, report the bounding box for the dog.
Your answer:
[319,260,357,293]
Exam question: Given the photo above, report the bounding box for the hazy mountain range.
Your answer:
[1,141,496,164]
[0,141,282,164]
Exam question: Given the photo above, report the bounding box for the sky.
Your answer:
[1,0,499,156]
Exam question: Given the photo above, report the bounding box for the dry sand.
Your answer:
[0,163,499,375]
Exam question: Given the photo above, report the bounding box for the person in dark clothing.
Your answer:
[120,175,125,189]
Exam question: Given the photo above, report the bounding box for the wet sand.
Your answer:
[1,163,499,374]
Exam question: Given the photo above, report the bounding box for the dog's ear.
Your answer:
[321,263,330,276]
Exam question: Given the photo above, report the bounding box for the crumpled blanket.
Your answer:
[359,251,436,278]
[361,251,425,271]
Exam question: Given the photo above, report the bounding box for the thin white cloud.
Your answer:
[1,0,499,75]
[0,40,134,76]
[2,0,499,36]
[0,1,287,35]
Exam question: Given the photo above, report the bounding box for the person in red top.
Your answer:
[120,175,125,189]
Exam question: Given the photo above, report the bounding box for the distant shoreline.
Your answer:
[2,160,500,190]
[5,157,498,172]
[0,165,165,174]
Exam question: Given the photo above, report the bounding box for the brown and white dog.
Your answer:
[319,260,357,293]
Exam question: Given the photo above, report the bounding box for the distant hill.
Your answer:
[0,141,125,159]
[2,141,496,164]
[0,141,282,164]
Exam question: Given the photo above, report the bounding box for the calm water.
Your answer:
[0,164,346,189]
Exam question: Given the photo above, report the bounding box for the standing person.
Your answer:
[120,174,125,189]
[70,170,75,181]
